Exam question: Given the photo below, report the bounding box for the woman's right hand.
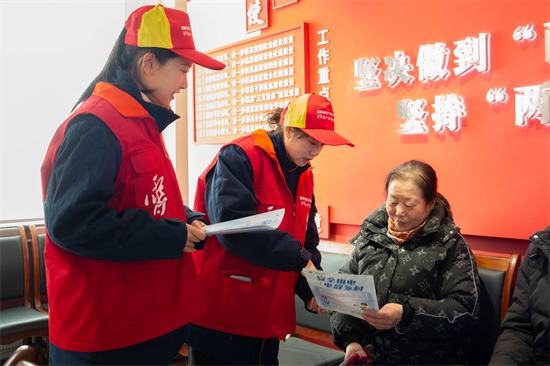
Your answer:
[300,260,317,275]
[185,223,206,252]
[344,342,367,365]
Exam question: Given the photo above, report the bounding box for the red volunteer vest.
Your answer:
[40,83,206,352]
[192,129,314,339]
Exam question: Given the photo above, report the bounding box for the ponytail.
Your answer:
[72,27,127,111]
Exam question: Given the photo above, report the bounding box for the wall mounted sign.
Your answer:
[316,29,332,100]
[315,205,330,240]
[194,23,309,144]
[264,1,548,240]
[246,0,268,33]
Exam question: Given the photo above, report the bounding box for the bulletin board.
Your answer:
[193,23,309,144]
[198,0,550,240]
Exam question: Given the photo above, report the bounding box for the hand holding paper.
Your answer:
[204,209,285,235]
[303,269,379,319]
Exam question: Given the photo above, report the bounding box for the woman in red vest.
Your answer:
[40,5,225,365]
[187,94,354,365]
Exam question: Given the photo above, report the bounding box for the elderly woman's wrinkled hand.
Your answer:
[361,303,403,330]
[344,342,368,365]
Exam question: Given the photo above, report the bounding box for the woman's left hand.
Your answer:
[307,297,329,315]
[191,220,207,230]
[361,303,403,330]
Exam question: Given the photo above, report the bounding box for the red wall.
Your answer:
[262,0,549,246]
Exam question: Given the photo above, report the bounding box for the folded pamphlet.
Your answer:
[303,269,379,319]
[204,209,285,235]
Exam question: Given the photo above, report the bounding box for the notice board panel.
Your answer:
[259,0,549,240]
[193,23,309,144]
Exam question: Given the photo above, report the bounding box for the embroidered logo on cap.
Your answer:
[181,25,192,37]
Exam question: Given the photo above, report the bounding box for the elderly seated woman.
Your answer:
[331,160,480,365]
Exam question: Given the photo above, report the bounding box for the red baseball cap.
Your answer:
[125,5,226,71]
[280,94,354,147]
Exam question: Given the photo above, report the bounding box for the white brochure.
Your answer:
[303,269,379,319]
[204,209,285,235]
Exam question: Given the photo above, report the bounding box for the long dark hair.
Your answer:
[384,160,452,216]
[72,27,179,111]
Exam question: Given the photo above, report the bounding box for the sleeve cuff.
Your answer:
[398,304,413,327]
[186,212,206,225]
[342,332,363,351]
[294,248,312,273]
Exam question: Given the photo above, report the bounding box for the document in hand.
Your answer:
[204,209,285,235]
[303,269,379,319]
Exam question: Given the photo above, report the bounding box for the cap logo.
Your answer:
[317,110,334,121]
[181,25,192,37]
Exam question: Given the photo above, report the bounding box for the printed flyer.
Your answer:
[303,269,379,319]
[205,209,285,235]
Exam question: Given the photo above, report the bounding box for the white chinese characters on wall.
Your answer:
[417,43,450,82]
[452,33,490,76]
[384,51,415,87]
[354,57,382,90]
[354,33,489,90]
[397,96,466,134]
[514,82,550,126]
[314,205,330,240]
[352,22,550,134]
[397,99,429,134]
[246,0,268,33]
[317,29,331,100]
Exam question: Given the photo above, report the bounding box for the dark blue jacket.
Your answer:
[44,69,203,262]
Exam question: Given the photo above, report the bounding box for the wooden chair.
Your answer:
[470,252,522,365]
[0,227,49,353]
[28,225,48,315]
[474,253,521,322]
[4,345,37,366]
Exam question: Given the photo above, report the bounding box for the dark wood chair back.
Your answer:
[474,253,521,322]
[0,226,49,346]
[28,225,48,314]
[470,252,521,365]
[0,227,31,309]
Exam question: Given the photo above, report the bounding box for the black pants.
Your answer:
[188,343,279,366]
[49,325,188,365]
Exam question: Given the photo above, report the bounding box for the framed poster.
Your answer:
[194,23,310,144]
[246,0,268,33]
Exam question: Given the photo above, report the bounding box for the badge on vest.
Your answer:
[144,175,168,216]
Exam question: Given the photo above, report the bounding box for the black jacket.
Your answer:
[489,225,550,365]
[332,201,480,365]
